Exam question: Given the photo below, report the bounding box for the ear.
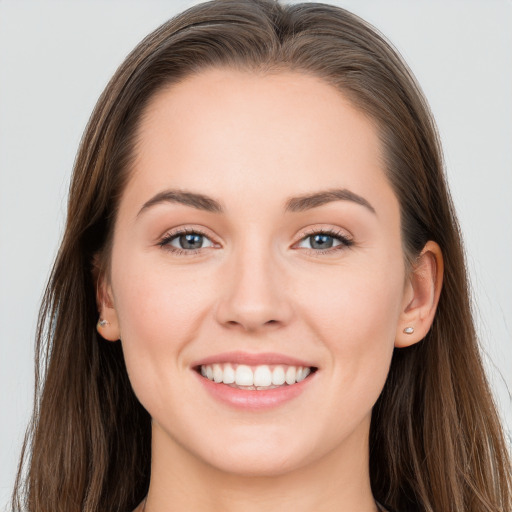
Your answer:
[395,241,444,348]
[92,253,121,342]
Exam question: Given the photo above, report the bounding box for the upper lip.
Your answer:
[191,351,317,368]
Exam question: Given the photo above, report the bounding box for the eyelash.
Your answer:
[158,227,354,257]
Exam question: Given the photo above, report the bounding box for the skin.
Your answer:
[97,69,443,512]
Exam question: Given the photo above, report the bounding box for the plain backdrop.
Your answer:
[1,0,511,508]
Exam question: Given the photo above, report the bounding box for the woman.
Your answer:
[12,1,512,511]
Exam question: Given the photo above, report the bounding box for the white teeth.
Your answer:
[272,366,286,386]
[285,366,296,385]
[235,365,254,386]
[296,366,311,382]
[199,363,313,388]
[222,364,235,384]
[253,365,272,387]
[213,364,223,383]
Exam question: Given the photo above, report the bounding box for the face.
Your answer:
[104,69,410,477]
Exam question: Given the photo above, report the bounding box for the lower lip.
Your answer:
[194,371,316,410]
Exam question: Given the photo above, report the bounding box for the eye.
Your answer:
[159,228,215,255]
[158,227,352,257]
[296,228,353,255]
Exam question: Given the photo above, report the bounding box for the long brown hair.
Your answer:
[13,1,511,511]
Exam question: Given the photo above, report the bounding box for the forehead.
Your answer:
[124,68,395,217]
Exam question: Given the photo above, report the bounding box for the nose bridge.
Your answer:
[215,230,292,331]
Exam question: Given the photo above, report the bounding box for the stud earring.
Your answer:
[98,318,109,328]
[403,326,414,334]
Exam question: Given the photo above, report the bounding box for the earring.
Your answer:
[97,318,109,328]
[403,326,414,334]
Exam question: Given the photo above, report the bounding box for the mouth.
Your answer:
[194,363,318,390]
[191,352,318,409]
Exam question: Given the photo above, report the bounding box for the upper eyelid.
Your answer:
[159,227,216,247]
[300,226,351,238]
[295,226,353,246]
[161,226,214,239]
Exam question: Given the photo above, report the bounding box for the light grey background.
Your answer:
[1,1,511,508]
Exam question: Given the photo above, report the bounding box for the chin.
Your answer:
[193,436,320,477]
[204,448,307,478]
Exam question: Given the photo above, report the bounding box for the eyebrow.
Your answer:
[137,187,376,216]
[285,188,376,214]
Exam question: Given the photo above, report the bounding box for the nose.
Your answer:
[214,239,294,332]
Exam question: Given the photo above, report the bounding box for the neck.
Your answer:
[143,418,378,512]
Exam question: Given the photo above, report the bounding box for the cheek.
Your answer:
[109,251,216,394]
[291,263,403,443]
[297,261,403,395]
[298,261,404,343]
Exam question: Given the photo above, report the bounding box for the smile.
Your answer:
[192,352,318,409]
[199,363,314,389]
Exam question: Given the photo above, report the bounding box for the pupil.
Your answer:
[180,233,203,249]
[311,234,333,249]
